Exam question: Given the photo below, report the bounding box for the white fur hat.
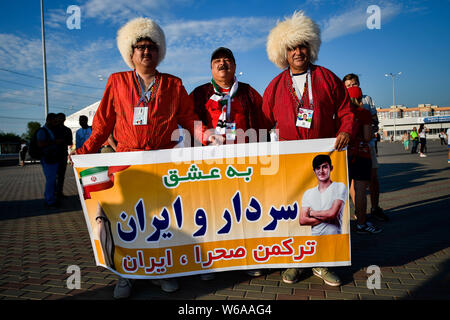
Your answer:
[117,17,166,69]
[266,11,321,69]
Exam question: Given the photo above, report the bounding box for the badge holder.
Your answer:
[133,102,148,126]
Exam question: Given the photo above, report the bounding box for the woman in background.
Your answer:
[402,132,409,151]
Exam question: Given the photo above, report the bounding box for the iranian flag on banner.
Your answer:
[80,165,129,199]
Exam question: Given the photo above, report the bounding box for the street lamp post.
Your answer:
[385,72,402,141]
[40,0,49,118]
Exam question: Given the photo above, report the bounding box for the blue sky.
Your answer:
[1,0,449,135]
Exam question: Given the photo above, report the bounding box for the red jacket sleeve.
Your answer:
[77,75,116,154]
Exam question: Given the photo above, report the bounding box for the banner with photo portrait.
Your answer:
[72,138,351,279]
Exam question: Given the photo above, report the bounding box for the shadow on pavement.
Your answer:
[0,195,82,220]
[60,269,257,300]
[405,258,450,299]
[378,162,450,193]
[340,193,450,294]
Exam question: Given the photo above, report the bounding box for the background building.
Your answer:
[377,104,450,141]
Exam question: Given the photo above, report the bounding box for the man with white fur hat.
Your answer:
[73,17,222,155]
[72,17,223,298]
[262,11,355,286]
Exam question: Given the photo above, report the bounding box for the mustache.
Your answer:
[293,53,307,59]
[218,65,229,71]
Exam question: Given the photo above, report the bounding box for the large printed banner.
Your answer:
[72,139,351,279]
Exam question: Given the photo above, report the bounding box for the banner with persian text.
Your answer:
[72,138,351,279]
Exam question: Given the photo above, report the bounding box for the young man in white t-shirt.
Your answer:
[300,154,347,235]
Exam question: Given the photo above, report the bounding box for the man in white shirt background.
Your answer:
[75,115,92,149]
[300,154,347,236]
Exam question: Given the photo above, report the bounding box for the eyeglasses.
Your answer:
[134,45,158,52]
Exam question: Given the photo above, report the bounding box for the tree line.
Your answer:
[0,121,41,143]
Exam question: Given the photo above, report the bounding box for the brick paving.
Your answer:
[0,141,449,301]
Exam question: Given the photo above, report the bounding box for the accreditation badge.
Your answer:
[133,106,148,125]
[296,108,313,129]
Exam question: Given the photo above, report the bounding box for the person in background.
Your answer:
[343,73,388,222]
[75,115,92,149]
[37,113,60,208]
[54,113,73,199]
[346,86,382,235]
[374,132,380,154]
[418,123,428,158]
[19,142,28,167]
[401,132,409,151]
[438,130,446,145]
[446,127,450,163]
[410,127,419,154]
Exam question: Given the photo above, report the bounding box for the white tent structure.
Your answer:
[65,100,100,144]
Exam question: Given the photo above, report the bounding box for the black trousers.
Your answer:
[420,138,426,154]
[56,157,67,195]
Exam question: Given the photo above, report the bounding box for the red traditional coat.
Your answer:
[262,65,354,141]
[77,71,209,154]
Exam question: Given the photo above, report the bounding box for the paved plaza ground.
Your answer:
[0,140,449,303]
